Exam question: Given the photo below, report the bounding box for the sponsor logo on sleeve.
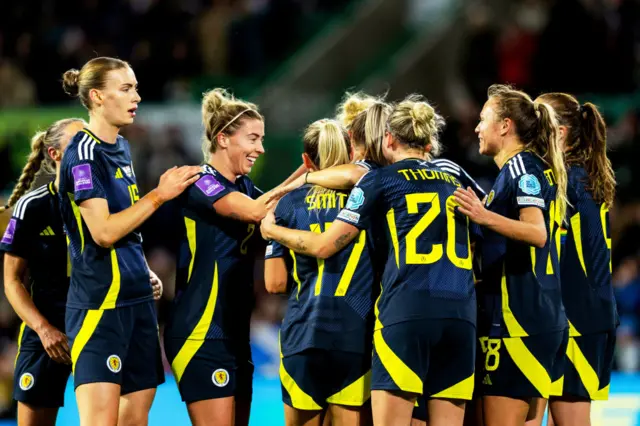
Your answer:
[517,196,545,208]
[72,164,94,191]
[337,210,361,225]
[265,245,273,256]
[195,175,224,197]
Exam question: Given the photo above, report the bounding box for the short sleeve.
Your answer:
[265,198,291,259]
[513,172,547,211]
[336,170,381,230]
[0,214,32,258]
[354,160,372,171]
[62,147,109,203]
[186,173,232,214]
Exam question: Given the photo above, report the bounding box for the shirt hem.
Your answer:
[66,294,154,310]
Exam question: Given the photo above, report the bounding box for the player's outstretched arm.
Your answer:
[454,187,547,248]
[80,165,201,248]
[260,210,360,259]
[213,190,280,224]
[266,164,368,204]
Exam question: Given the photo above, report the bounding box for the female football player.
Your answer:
[453,84,569,426]
[60,57,200,426]
[262,95,478,426]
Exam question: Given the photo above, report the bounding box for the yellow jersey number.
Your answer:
[240,224,256,255]
[388,193,472,269]
[127,184,140,205]
[309,222,367,297]
[479,337,501,371]
[600,204,612,272]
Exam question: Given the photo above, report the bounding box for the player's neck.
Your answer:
[394,148,425,163]
[353,147,366,162]
[54,168,61,191]
[495,139,524,169]
[207,154,237,183]
[88,115,119,144]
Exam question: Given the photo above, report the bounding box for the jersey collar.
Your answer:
[81,128,102,144]
[47,181,57,196]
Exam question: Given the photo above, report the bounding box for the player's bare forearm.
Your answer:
[3,254,50,333]
[80,192,163,248]
[262,220,359,259]
[215,192,270,223]
[264,258,288,294]
[308,164,367,190]
[264,225,319,257]
[484,209,547,248]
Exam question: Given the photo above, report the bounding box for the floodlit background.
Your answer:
[1,0,640,424]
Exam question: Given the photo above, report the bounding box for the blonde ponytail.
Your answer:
[336,92,379,128]
[1,118,87,213]
[303,119,351,199]
[388,94,445,159]
[533,101,568,220]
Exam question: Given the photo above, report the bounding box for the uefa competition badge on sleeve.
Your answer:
[346,187,365,210]
[72,164,94,191]
[196,175,224,197]
[518,174,541,196]
[1,218,17,244]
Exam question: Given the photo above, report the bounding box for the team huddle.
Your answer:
[0,56,617,426]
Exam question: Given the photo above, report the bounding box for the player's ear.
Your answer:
[385,131,395,150]
[89,88,103,107]
[47,146,62,162]
[558,125,568,151]
[500,117,511,137]
[216,133,229,150]
[301,153,316,171]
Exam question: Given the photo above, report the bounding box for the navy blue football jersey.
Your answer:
[479,151,567,337]
[59,129,152,310]
[265,185,379,357]
[354,159,379,171]
[336,158,477,329]
[0,182,69,350]
[562,166,618,335]
[431,158,487,199]
[164,165,262,344]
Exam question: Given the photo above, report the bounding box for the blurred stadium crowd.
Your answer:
[0,0,640,418]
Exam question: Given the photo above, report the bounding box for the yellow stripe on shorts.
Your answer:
[432,374,475,400]
[566,337,610,400]
[280,359,322,410]
[373,329,422,394]
[327,370,371,406]
[71,310,105,374]
[503,337,551,398]
[171,262,220,383]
